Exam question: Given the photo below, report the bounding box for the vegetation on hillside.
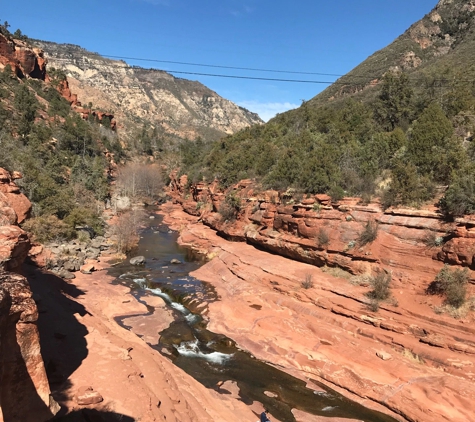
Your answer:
[0,59,121,240]
[177,2,475,217]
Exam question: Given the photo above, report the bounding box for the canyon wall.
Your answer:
[171,175,475,285]
[0,168,58,421]
[165,176,475,422]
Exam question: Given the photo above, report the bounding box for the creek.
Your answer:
[108,214,398,422]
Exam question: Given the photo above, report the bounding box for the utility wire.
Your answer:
[47,55,474,87]
[100,54,345,77]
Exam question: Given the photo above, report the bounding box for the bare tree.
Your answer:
[110,209,146,253]
[115,162,164,201]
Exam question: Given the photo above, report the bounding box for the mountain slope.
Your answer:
[33,40,262,142]
[312,0,475,105]
[180,0,475,216]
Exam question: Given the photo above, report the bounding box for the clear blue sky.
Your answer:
[3,0,438,121]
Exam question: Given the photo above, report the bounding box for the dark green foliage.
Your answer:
[427,264,469,308]
[64,207,104,237]
[407,102,455,179]
[218,191,241,221]
[14,83,38,136]
[439,169,475,216]
[358,220,379,246]
[374,72,413,130]
[382,160,434,208]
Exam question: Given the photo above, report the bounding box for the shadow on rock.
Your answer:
[51,408,135,422]
[24,264,90,410]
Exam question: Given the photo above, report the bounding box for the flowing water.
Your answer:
[108,214,399,422]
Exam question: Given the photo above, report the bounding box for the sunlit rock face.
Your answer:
[0,34,47,79]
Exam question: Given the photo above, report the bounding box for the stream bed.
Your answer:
[108,214,398,422]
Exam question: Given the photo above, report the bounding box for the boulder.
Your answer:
[76,386,103,406]
[130,256,146,265]
[80,264,95,274]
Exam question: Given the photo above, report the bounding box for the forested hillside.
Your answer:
[0,24,122,241]
[181,0,475,217]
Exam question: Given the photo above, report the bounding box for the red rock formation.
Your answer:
[0,167,57,420]
[55,78,78,106]
[0,272,59,421]
[165,176,475,421]
[0,34,46,80]
[0,168,31,224]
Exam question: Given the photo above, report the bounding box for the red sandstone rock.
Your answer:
[0,225,30,272]
[0,168,31,224]
[0,271,58,421]
[0,34,46,79]
[76,386,104,405]
[160,202,475,422]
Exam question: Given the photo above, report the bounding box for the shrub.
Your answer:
[316,228,330,248]
[358,220,379,246]
[422,231,444,248]
[110,209,145,253]
[218,191,241,222]
[301,273,314,289]
[368,271,392,301]
[22,215,75,243]
[427,264,469,308]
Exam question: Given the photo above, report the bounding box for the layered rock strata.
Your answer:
[163,178,475,422]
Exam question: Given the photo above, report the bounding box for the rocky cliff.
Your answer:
[0,168,58,421]
[0,33,46,80]
[33,40,263,141]
[165,176,475,421]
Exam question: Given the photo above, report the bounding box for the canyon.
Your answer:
[160,175,475,422]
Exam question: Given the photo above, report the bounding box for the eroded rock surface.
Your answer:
[0,33,47,79]
[161,177,475,422]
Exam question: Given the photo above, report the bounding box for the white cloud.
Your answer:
[237,100,299,122]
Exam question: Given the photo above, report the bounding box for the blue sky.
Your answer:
[3,0,438,121]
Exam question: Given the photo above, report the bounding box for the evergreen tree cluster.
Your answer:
[0,65,123,240]
[179,69,475,217]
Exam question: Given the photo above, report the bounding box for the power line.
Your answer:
[100,54,345,77]
[47,55,475,87]
[47,56,373,85]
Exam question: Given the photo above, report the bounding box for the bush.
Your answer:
[218,191,241,222]
[427,264,469,308]
[358,220,379,246]
[22,215,75,243]
[422,231,444,248]
[316,228,330,248]
[110,209,145,253]
[64,207,105,237]
[439,174,475,217]
[301,273,314,289]
[368,271,392,301]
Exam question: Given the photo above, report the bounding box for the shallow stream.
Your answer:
[108,214,398,422]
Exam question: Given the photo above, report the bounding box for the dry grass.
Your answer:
[402,348,425,365]
[322,265,352,280]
